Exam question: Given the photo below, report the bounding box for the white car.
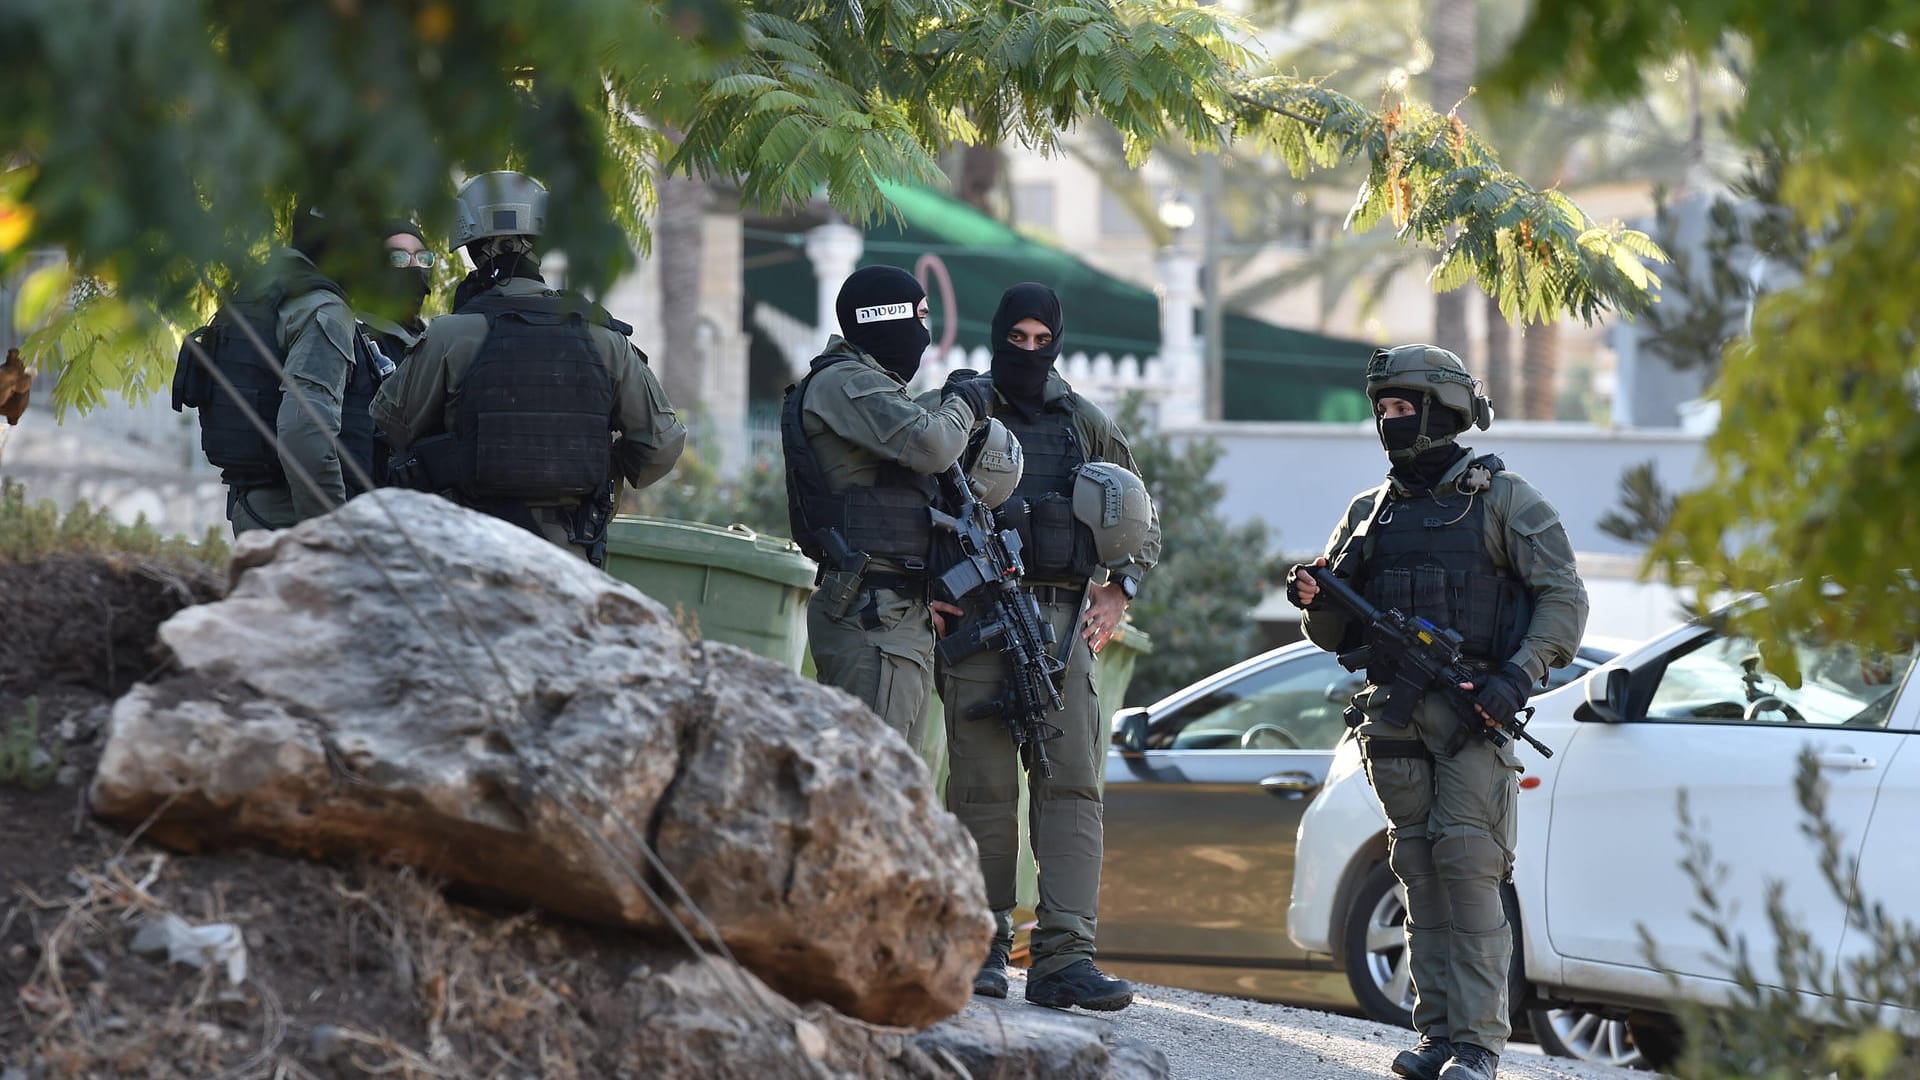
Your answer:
[1290,613,1918,1070]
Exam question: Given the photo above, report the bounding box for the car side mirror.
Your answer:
[1575,667,1632,724]
[1326,673,1366,704]
[1112,707,1149,754]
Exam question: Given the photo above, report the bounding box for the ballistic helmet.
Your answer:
[452,171,548,250]
[1365,344,1493,431]
[965,418,1025,509]
[1072,462,1153,564]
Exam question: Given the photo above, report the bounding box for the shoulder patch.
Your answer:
[827,365,906,401]
[1509,490,1563,536]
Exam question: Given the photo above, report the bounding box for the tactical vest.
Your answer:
[446,290,619,502]
[993,399,1098,582]
[172,269,381,494]
[1354,464,1531,670]
[781,354,936,568]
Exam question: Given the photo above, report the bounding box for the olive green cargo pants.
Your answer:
[807,585,936,751]
[938,592,1102,980]
[1359,692,1521,1057]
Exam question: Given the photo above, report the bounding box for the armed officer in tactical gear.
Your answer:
[172,206,390,536]
[372,172,686,564]
[1288,345,1586,1080]
[783,264,994,747]
[939,282,1160,1013]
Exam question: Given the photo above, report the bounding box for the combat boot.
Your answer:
[1390,1036,1452,1080]
[1024,959,1133,1011]
[1438,1043,1499,1080]
[972,940,1010,999]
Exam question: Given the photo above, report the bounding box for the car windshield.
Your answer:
[1645,632,1917,728]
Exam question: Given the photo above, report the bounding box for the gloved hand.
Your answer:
[1284,563,1314,609]
[942,368,995,419]
[1471,662,1535,727]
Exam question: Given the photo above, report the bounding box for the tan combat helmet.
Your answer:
[452,171,549,249]
[1365,344,1493,458]
[1072,462,1153,564]
[965,418,1025,509]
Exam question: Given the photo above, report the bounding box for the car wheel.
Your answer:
[1343,861,1414,1027]
[1527,1007,1647,1069]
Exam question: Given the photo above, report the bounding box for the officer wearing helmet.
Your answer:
[372,172,686,562]
[1288,345,1586,1080]
[783,265,998,748]
[934,281,1160,1013]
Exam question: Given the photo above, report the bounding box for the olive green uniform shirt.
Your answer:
[369,277,686,491]
[800,337,978,569]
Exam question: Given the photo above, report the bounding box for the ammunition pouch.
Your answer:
[386,433,473,495]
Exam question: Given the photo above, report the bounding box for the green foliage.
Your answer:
[0,478,229,564]
[1635,194,1751,375]
[1648,749,1920,1079]
[0,697,59,792]
[621,444,790,539]
[1597,460,1677,547]
[1113,396,1284,705]
[1636,153,1808,377]
[1490,4,1920,660]
[3,0,1660,417]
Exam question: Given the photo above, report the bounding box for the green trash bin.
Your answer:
[602,516,817,671]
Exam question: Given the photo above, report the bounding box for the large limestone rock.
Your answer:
[90,490,990,1028]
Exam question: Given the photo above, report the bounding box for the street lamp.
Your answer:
[1157,191,1197,238]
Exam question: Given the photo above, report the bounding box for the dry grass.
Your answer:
[10,854,607,1080]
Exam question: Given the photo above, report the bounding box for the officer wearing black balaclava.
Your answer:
[937,281,1160,1013]
[781,265,994,749]
[359,219,433,371]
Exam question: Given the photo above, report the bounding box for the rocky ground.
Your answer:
[1000,969,1657,1080]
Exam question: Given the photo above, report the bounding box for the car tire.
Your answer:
[1341,861,1528,1031]
[1343,861,1415,1027]
[1527,1007,1648,1069]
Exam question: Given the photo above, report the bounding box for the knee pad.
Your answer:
[1432,833,1506,883]
[1433,833,1508,933]
[1388,834,1437,882]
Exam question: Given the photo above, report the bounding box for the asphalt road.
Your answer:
[1004,970,1658,1080]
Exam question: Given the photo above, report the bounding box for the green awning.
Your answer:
[744,183,1376,421]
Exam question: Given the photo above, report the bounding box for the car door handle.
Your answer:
[1816,751,1878,771]
[1260,771,1321,797]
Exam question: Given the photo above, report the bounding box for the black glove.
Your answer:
[941,368,995,418]
[1284,563,1314,609]
[1472,662,1535,727]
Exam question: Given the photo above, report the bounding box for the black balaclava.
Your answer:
[1375,392,1468,490]
[835,265,930,382]
[989,282,1064,406]
[366,219,431,324]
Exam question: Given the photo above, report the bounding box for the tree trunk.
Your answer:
[956,144,1003,216]
[1425,0,1477,357]
[1520,320,1562,420]
[655,169,707,419]
[1483,291,1516,416]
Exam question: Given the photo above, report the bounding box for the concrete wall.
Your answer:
[1168,419,1709,559]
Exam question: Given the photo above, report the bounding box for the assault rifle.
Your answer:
[929,462,1068,777]
[1306,565,1554,758]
